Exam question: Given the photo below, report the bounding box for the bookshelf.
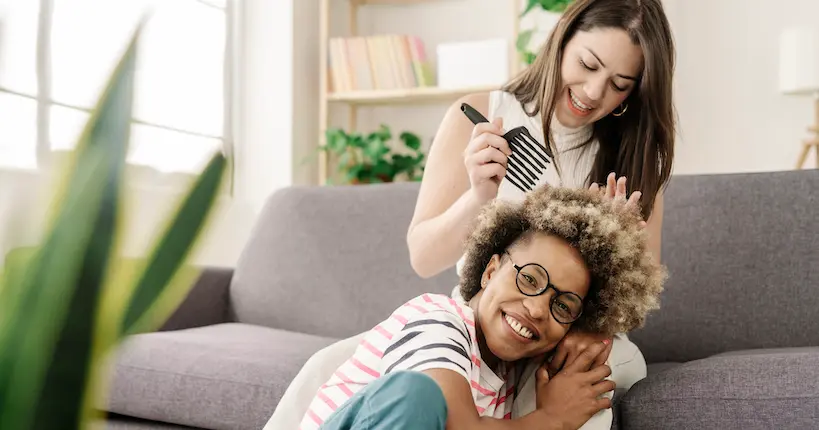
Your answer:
[317,0,523,185]
[327,85,501,105]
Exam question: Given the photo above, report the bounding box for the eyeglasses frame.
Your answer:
[503,251,585,325]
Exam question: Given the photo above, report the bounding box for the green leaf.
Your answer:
[399,132,421,151]
[348,164,366,183]
[366,124,391,143]
[337,151,352,169]
[522,0,540,16]
[121,153,226,336]
[363,137,389,162]
[546,0,573,12]
[372,159,394,178]
[349,134,367,150]
[324,128,348,154]
[390,154,413,173]
[521,0,573,16]
[524,51,538,65]
[0,24,139,430]
[516,29,535,52]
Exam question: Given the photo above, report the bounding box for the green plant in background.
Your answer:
[320,124,426,184]
[0,24,226,429]
[517,0,575,65]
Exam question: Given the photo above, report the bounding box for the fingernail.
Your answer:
[602,339,611,345]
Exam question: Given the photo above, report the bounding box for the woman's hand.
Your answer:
[536,340,615,429]
[590,172,646,229]
[463,117,512,205]
[547,329,613,377]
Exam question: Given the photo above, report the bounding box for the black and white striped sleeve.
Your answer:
[380,310,474,383]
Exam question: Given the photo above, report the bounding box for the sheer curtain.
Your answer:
[0,0,233,177]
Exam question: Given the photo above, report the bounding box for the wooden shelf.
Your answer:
[357,0,443,5]
[316,0,522,184]
[327,85,500,105]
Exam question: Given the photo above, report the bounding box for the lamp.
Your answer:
[779,27,819,169]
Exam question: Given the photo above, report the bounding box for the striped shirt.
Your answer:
[299,293,517,429]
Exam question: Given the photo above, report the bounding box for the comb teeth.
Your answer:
[503,127,553,192]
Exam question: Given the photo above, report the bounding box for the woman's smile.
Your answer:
[567,88,595,117]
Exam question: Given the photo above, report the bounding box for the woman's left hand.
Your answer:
[589,172,646,229]
[547,330,614,377]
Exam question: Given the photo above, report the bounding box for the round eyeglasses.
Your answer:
[504,251,584,324]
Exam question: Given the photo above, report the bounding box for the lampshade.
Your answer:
[779,27,819,95]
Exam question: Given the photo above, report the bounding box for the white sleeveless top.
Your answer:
[454,90,600,277]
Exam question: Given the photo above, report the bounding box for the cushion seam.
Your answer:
[116,363,277,390]
[627,395,819,402]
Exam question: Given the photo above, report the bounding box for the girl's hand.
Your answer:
[536,340,615,429]
[590,172,647,229]
[547,329,613,377]
[463,117,511,205]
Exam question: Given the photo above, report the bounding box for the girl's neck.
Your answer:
[468,296,502,372]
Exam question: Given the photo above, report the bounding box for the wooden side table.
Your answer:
[796,126,819,169]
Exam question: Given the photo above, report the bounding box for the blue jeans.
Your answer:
[319,371,448,430]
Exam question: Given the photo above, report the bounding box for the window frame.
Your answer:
[0,0,236,192]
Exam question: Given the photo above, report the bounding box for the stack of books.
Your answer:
[327,34,435,93]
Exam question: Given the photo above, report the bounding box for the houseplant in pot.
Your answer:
[320,124,426,185]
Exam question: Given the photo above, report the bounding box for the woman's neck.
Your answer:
[520,98,593,148]
[549,113,593,150]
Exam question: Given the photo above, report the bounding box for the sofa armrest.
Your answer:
[159,266,234,331]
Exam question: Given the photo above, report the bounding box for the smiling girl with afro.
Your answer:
[301,185,666,430]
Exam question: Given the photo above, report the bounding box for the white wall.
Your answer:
[292,0,320,185]
[667,0,819,173]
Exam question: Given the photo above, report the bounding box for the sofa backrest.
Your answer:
[229,182,458,338]
[629,169,819,363]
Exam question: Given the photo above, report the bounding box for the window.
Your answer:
[0,0,233,177]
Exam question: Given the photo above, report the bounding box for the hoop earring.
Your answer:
[612,103,628,117]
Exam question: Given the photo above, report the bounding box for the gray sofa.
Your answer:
[100,169,819,430]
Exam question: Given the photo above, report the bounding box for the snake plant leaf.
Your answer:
[0,25,139,430]
[121,152,226,336]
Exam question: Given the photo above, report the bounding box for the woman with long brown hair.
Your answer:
[266,1,676,428]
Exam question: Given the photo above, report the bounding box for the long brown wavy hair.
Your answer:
[503,0,676,220]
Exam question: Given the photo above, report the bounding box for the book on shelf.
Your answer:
[328,34,435,93]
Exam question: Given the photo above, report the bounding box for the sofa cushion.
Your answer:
[230,182,459,339]
[646,362,680,375]
[102,323,337,430]
[629,170,819,364]
[93,414,200,429]
[619,347,819,429]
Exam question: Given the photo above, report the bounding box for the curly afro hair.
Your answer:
[458,185,667,336]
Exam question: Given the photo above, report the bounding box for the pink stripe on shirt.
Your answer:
[317,391,338,410]
[448,298,475,326]
[472,379,496,396]
[360,339,383,358]
[351,357,380,378]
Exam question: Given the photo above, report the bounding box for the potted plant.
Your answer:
[517,0,575,65]
[320,124,426,185]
